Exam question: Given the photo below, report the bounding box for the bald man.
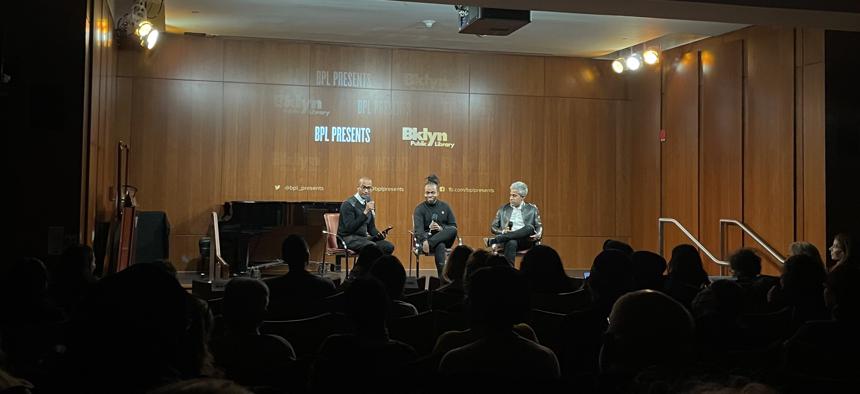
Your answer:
[338,177,395,255]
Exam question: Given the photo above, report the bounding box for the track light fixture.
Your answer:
[117,0,163,50]
[643,49,660,65]
[608,44,660,74]
[611,58,625,74]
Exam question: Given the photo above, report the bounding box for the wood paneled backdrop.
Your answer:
[628,26,826,275]
[113,34,631,271]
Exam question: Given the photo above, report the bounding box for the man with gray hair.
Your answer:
[485,181,543,264]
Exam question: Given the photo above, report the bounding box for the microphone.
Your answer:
[507,221,513,231]
[366,196,375,215]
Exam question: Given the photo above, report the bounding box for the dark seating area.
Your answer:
[4,238,857,394]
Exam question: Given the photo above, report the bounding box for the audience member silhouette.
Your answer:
[691,279,752,359]
[602,239,634,256]
[789,241,825,268]
[520,245,576,294]
[599,290,696,393]
[310,277,417,394]
[47,244,97,316]
[210,277,295,391]
[771,254,828,329]
[0,258,64,388]
[664,244,711,310]
[62,263,202,393]
[729,248,778,314]
[783,261,859,390]
[630,250,667,291]
[438,245,473,292]
[369,255,418,319]
[561,250,635,380]
[345,244,384,284]
[266,234,336,319]
[438,266,560,387]
[433,261,539,357]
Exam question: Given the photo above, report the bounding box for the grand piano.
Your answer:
[217,201,340,274]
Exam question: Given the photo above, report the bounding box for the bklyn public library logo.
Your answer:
[401,127,455,149]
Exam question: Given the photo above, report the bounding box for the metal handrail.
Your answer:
[719,219,785,264]
[658,218,729,267]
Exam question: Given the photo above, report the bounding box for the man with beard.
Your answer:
[412,174,458,279]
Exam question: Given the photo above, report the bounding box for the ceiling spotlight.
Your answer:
[625,54,641,71]
[643,49,660,65]
[611,58,625,74]
[144,28,159,49]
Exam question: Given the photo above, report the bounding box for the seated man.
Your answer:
[484,181,543,264]
[413,174,458,279]
[337,176,395,255]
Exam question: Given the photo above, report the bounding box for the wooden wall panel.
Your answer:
[128,79,224,235]
[744,27,795,272]
[118,33,223,81]
[699,41,743,270]
[615,102,631,238]
[390,91,469,236]
[223,39,310,85]
[116,36,629,270]
[310,45,391,90]
[464,95,544,236]
[545,57,626,99]
[392,49,469,93]
[469,54,544,96]
[802,63,826,254]
[629,66,661,251]
[544,98,617,237]
[221,83,310,201]
[661,49,699,252]
[304,87,395,204]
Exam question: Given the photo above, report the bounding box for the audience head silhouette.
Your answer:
[344,277,389,334]
[603,239,634,256]
[520,245,570,293]
[465,265,529,333]
[281,234,310,271]
[369,255,407,301]
[223,277,269,333]
[587,249,635,307]
[443,245,473,283]
[601,289,695,375]
[668,244,709,286]
[790,241,824,268]
[729,248,762,279]
[631,250,667,290]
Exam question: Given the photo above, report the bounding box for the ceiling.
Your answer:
[162,0,750,58]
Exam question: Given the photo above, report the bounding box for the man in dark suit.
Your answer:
[338,176,395,254]
[265,234,336,319]
[485,181,543,264]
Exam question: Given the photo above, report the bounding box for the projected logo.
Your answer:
[402,127,455,149]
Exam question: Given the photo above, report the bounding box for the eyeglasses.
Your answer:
[359,185,373,190]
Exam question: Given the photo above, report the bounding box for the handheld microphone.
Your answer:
[507,221,513,231]
[366,196,375,215]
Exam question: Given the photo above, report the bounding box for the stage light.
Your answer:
[135,20,159,49]
[611,58,625,74]
[144,28,159,49]
[643,49,660,65]
[625,54,641,71]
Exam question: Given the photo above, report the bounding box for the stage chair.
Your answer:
[408,225,463,277]
[320,213,358,275]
